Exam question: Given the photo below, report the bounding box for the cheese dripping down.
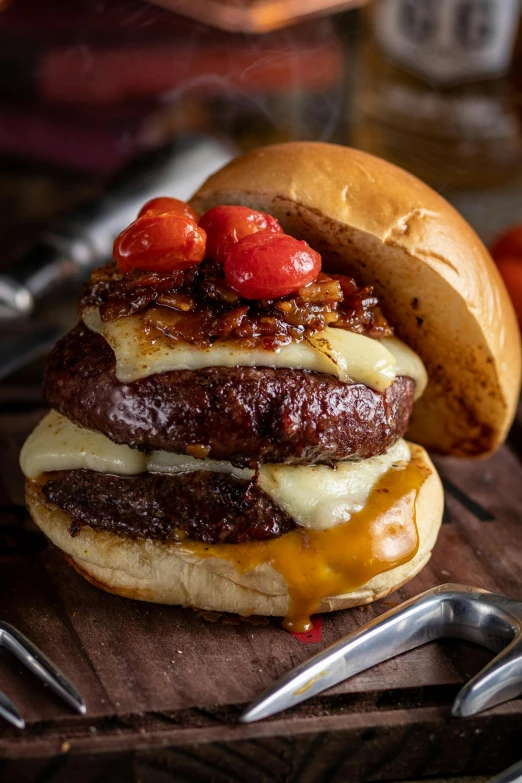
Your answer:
[182,451,426,632]
[21,411,411,532]
[82,307,427,399]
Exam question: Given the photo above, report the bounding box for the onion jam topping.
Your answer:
[80,259,393,350]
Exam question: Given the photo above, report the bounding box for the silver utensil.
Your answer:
[0,621,86,729]
[0,134,234,319]
[241,583,522,723]
[490,760,522,783]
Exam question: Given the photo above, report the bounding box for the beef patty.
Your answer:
[44,324,414,467]
[42,469,296,544]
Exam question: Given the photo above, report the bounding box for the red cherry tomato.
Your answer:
[496,256,522,327]
[138,196,200,223]
[224,231,321,300]
[199,205,283,263]
[114,213,206,274]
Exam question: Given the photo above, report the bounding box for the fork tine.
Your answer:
[0,623,86,716]
[452,636,522,717]
[240,584,522,723]
[240,589,444,723]
[0,690,25,729]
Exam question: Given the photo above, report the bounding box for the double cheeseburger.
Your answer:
[21,143,520,632]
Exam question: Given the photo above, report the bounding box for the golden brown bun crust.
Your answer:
[25,445,443,617]
[191,142,521,456]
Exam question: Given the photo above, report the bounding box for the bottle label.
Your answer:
[375,0,521,84]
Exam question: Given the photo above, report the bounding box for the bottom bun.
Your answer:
[25,444,443,619]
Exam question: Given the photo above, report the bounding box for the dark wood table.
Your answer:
[0,386,521,782]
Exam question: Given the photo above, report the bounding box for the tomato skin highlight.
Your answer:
[224,231,321,300]
[138,196,200,223]
[199,205,283,263]
[113,213,206,273]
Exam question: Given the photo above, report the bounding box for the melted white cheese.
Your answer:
[21,411,411,531]
[256,442,410,530]
[21,410,148,476]
[82,308,427,399]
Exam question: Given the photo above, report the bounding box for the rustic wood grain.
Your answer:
[0,389,521,782]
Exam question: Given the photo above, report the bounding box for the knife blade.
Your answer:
[0,134,235,320]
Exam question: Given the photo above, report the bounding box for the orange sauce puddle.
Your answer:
[182,454,427,633]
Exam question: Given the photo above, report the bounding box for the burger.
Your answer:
[20,143,520,632]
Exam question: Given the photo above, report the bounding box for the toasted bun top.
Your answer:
[191,142,521,456]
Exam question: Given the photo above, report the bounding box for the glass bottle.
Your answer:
[352,0,522,189]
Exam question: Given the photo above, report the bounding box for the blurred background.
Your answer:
[1,0,522,386]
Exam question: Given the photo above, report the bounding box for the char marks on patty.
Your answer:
[42,469,296,544]
[44,324,415,468]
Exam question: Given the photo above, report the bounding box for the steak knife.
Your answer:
[0,135,234,320]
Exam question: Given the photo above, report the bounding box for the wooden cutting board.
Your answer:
[0,387,521,782]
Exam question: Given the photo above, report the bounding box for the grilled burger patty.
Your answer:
[44,324,415,467]
[41,469,296,544]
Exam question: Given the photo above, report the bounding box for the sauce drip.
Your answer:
[182,453,427,632]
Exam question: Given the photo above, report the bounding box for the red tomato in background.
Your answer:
[490,224,522,328]
[490,226,522,264]
[138,196,200,223]
[199,205,283,263]
[224,231,321,299]
[114,213,206,273]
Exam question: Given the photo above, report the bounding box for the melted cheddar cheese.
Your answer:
[182,454,426,631]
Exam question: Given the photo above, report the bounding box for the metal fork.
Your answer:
[0,622,86,729]
[491,759,522,783]
[241,583,522,723]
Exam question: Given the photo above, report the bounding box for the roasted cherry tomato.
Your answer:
[199,205,283,263]
[113,213,206,274]
[224,231,321,300]
[138,196,200,223]
[490,225,522,264]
